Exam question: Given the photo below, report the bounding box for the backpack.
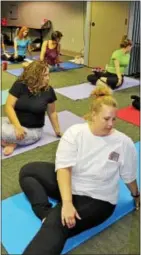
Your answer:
[131,95,140,110]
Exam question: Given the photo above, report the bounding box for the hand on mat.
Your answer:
[55,131,63,138]
[134,195,140,211]
[61,202,81,228]
[15,126,27,140]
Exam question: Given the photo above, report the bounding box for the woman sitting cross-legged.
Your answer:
[2,26,32,63]
[2,60,62,156]
[19,83,140,255]
[87,35,132,90]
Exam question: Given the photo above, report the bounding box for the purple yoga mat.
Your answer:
[55,77,140,100]
[2,111,85,159]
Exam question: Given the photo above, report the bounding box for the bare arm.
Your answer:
[47,102,61,136]
[126,179,139,196]
[114,59,122,78]
[5,94,27,140]
[5,94,21,128]
[56,43,61,65]
[40,41,47,61]
[2,42,6,53]
[14,38,18,56]
[126,180,140,210]
[27,43,33,58]
[57,167,72,203]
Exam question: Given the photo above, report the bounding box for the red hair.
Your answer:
[18,26,29,40]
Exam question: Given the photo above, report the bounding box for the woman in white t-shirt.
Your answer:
[19,83,140,255]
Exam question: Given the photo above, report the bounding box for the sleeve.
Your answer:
[111,50,120,61]
[48,86,57,103]
[9,81,23,98]
[55,126,78,171]
[119,137,137,183]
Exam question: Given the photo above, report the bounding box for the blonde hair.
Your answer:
[18,60,49,94]
[84,81,118,121]
[120,35,132,48]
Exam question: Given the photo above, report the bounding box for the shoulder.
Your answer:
[114,129,135,148]
[11,80,25,89]
[42,40,48,46]
[47,86,56,95]
[26,37,31,42]
[111,49,121,57]
[9,80,26,97]
[63,123,86,139]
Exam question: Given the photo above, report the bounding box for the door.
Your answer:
[88,1,130,68]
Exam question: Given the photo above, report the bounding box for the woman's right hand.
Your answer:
[117,75,122,86]
[61,201,81,229]
[15,126,27,140]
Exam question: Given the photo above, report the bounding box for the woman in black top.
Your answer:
[2,60,62,156]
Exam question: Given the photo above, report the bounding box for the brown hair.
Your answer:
[18,26,29,40]
[120,35,132,48]
[84,80,118,121]
[18,60,50,94]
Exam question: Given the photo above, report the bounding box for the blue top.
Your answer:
[15,37,31,56]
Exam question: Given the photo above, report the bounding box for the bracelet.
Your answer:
[131,192,140,198]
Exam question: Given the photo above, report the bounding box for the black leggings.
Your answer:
[1,54,25,62]
[19,162,116,255]
[87,71,124,90]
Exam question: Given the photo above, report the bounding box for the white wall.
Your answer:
[1,1,86,53]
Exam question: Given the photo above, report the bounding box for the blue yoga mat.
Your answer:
[1,89,9,106]
[6,62,84,76]
[2,142,140,255]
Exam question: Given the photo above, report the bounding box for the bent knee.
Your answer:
[19,162,37,183]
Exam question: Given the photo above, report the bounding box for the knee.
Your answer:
[19,162,36,185]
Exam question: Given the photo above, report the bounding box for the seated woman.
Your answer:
[2,60,62,156]
[2,26,32,63]
[1,33,11,60]
[87,35,132,90]
[19,83,139,255]
[40,30,63,70]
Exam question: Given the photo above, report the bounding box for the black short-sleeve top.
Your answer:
[9,81,57,128]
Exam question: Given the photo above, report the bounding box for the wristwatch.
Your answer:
[131,191,140,198]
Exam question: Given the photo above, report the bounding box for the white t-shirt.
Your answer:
[55,123,137,204]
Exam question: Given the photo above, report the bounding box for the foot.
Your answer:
[3,143,17,156]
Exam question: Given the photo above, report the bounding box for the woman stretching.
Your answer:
[87,35,132,89]
[19,83,139,254]
[2,60,62,156]
[40,30,63,70]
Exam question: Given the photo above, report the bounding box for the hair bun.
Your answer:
[90,80,113,98]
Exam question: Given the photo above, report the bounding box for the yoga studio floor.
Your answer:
[1,51,140,254]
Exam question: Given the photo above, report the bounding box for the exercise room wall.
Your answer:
[1,1,86,54]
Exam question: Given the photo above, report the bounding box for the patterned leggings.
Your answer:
[2,117,42,145]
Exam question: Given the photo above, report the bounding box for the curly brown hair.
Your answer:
[18,60,50,94]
